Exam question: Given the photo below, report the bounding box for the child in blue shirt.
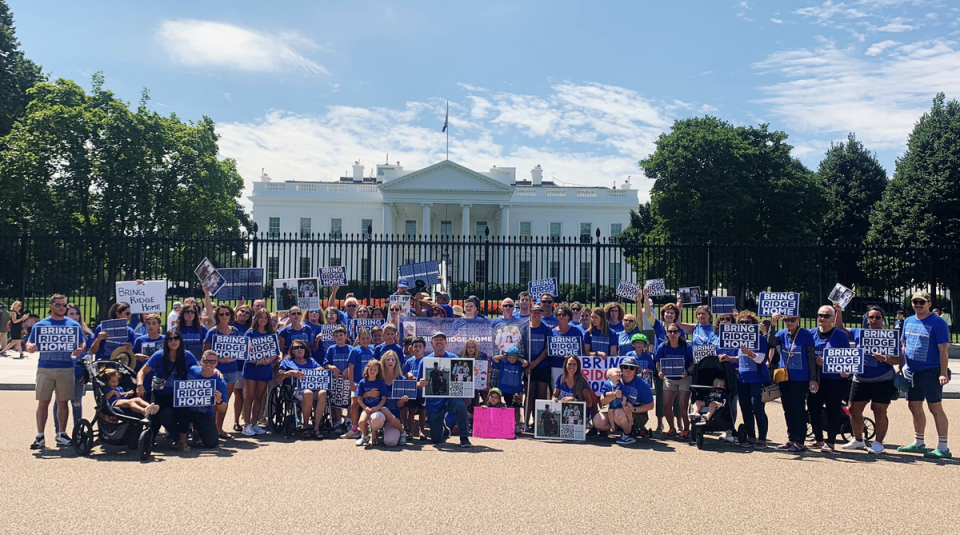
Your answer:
[599,367,631,434]
[402,336,428,440]
[492,346,528,432]
[354,359,402,446]
[101,369,158,417]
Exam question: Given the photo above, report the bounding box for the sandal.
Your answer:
[786,443,802,453]
[233,423,242,432]
[664,429,678,439]
[776,442,792,450]
[302,429,314,439]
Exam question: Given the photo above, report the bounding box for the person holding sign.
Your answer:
[355,359,403,446]
[25,294,86,450]
[177,350,228,451]
[807,304,851,453]
[135,331,199,450]
[241,309,279,437]
[203,305,240,438]
[838,306,902,454]
[550,305,586,374]
[376,351,408,447]
[89,302,136,362]
[654,326,695,440]
[278,306,313,356]
[416,332,472,448]
[53,303,95,437]
[641,286,686,350]
[771,313,818,453]
[731,311,770,448]
[277,340,325,439]
[584,308,618,358]
[524,304,553,432]
[402,337,428,440]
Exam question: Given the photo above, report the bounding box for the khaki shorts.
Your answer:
[663,376,692,393]
[36,368,76,402]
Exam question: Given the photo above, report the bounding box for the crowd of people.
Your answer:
[14,278,953,460]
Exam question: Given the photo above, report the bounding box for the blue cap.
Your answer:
[506,346,521,356]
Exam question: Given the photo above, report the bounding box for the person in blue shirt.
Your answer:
[617,314,643,357]
[324,326,352,435]
[25,294,87,450]
[539,293,559,327]
[375,350,408,446]
[354,359,401,446]
[604,302,626,333]
[770,312,819,453]
[550,305,586,381]
[596,367,628,436]
[241,309,279,437]
[179,350,228,451]
[625,333,656,385]
[202,305,241,439]
[516,291,532,319]
[171,305,208,363]
[344,328,376,439]
[374,324,405,365]
[53,303,96,438]
[600,356,655,444]
[807,303,852,453]
[492,345,528,432]
[654,324,695,440]
[135,332,199,450]
[415,332,472,448]
[89,302,136,362]
[728,311,770,449]
[524,304,553,432]
[277,340,325,440]
[896,291,952,459]
[553,355,593,406]
[278,306,313,357]
[402,337,428,440]
[584,307,618,358]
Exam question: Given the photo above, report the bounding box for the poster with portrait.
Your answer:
[273,278,320,312]
[534,399,586,441]
[422,357,475,398]
[678,286,702,305]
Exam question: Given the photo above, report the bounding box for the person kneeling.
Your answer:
[355,360,403,446]
[178,350,228,452]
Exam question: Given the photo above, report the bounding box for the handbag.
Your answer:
[772,335,797,384]
[894,373,910,393]
[760,383,781,403]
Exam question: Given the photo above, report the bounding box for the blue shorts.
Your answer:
[905,368,943,404]
[221,371,238,383]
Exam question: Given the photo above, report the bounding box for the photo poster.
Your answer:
[404,317,496,357]
[390,379,418,400]
[493,318,527,358]
[248,334,280,362]
[693,343,717,363]
[319,266,347,287]
[474,360,489,390]
[718,323,761,351]
[34,324,82,363]
[273,278,320,312]
[548,336,581,358]
[534,399,586,441]
[390,294,412,315]
[827,283,855,310]
[860,329,901,357]
[194,257,226,296]
[710,296,736,315]
[297,368,332,393]
[115,280,166,314]
[678,286,702,305]
[173,378,216,408]
[422,357,476,398]
[139,339,163,360]
[660,357,687,379]
[472,406,516,439]
[211,334,249,361]
[349,318,383,340]
[330,378,352,409]
[823,347,864,375]
[397,260,442,287]
[616,280,642,302]
[528,278,559,303]
[645,278,667,297]
[217,268,264,301]
[757,292,800,317]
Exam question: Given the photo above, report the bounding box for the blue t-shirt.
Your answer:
[541,314,559,328]
[586,328,618,356]
[439,304,454,318]
[775,328,815,382]
[185,365,228,416]
[620,375,654,406]
[654,343,694,379]
[28,317,85,369]
[349,345,376,383]
[651,319,686,352]
[242,330,276,382]
[172,325,207,361]
[737,338,770,383]
[278,324,313,354]
[527,323,553,369]
[145,350,198,394]
[625,350,656,385]
[493,358,524,395]
[608,321,624,333]
[133,334,165,374]
[324,344,352,373]
[204,327,240,374]
[549,325,584,368]
[692,324,716,347]
[278,357,320,386]
[91,323,137,361]
[355,378,386,408]
[850,328,895,380]
[402,356,425,399]
[599,380,623,409]
[554,375,581,400]
[374,342,405,364]
[902,314,949,373]
[617,327,642,357]
[810,327,852,381]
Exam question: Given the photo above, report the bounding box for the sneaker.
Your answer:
[145,404,160,416]
[868,441,884,454]
[340,428,361,439]
[355,435,370,447]
[897,443,928,454]
[616,434,636,445]
[252,424,266,435]
[55,432,71,446]
[724,431,736,444]
[460,437,472,448]
[515,424,523,434]
[718,431,729,441]
[399,434,407,446]
[924,448,952,459]
[30,434,45,450]
[241,424,256,436]
[841,438,865,450]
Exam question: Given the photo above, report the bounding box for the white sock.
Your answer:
[938,436,948,452]
[913,434,925,447]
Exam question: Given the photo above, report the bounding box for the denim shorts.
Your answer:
[221,371,238,384]
[905,368,943,404]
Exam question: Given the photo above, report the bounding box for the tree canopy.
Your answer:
[0,0,44,139]
[818,133,888,246]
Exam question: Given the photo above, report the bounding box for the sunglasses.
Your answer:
[167,336,182,341]
[502,304,515,308]
[183,310,196,314]
[291,346,306,351]
[201,359,218,364]
[51,302,67,308]
[290,312,302,316]
[390,308,401,312]
[738,321,752,324]
[346,304,358,308]
[667,330,680,334]
[911,300,927,305]
[621,365,637,371]
[783,318,798,323]
[556,312,569,317]
[217,312,231,317]
[720,317,733,322]
[540,300,553,304]
[623,318,636,323]
[817,314,834,319]
[571,308,581,312]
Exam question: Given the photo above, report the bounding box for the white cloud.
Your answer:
[865,39,900,55]
[155,20,328,75]
[876,16,918,32]
[772,18,785,24]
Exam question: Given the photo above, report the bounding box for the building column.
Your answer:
[499,203,511,237]
[460,203,472,237]
[421,203,433,237]
[460,203,473,277]
[382,202,393,236]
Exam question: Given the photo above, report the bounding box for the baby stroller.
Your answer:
[72,358,154,461]
[688,355,739,450]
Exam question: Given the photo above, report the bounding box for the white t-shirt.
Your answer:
[167,310,180,331]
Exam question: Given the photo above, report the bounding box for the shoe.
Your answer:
[233,423,243,432]
[257,417,268,427]
[809,441,825,448]
[252,424,266,435]
[821,443,835,453]
[443,426,451,439]
[897,444,929,454]
[516,424,523,434]
[55,432,71,446]
[460,437,472,448]
[241,425,256,436]
[756,440,769,449]
[924,448,952,459]
[355,435,370,446]
[664,429,678,439]
[637,429,648,439]
[586,427,598,437]
[341,428,361,439]
[177,442,191,453]
[680,430,691,440]
[841,438,866,450]
[868,441,884,454]
[30,434,45,450]
[145,404,159,416]
[616,434,637,445]
[520,423,528,433]
[399,434,407,446]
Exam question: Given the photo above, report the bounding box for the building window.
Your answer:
[267,256,279,282]
[519,260,531,284]
[329,257,341,267]
[475,260,486,283]
[475,221,488,237]
[549,222,561,243]
[440,221,452,237]
[405,220,417,238]
[330,218,342,239]
[609,262,622,290]
[268,217,280,238]
[519,222,532,242]
[549,261,560,280]
[300,218,311,238]
[580,223,593,244]
[361,219,373,238]
[580,261,592,285]
[299,257,312,278]
[610,223,622,244]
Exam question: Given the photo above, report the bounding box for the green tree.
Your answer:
[0,0,43,138]
[818,133,888,246]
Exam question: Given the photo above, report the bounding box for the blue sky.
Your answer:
[10,0,960,202]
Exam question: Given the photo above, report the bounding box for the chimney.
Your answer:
[260,168,272,183]
[531,164,543,186]
[622,176,632,190]
[352,161,364,182]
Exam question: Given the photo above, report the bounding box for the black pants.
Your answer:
[779,381,808,444]
[152,392,179,438]
[180,410,219,448]
[808,378,847,444]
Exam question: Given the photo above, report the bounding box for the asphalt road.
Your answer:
[1,391,958,534]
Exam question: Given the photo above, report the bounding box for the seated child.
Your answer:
[102,369,159,417]
[601,368,632,434]
[691,378,726,423]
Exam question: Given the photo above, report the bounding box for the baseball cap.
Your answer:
[631,333,649,344]
[430,331,447,340]
[506,346,521,356]
[531,304,543,312]
[911,291,931,302]
[488,387,503,397]
[397,278,410,289]
[173,301,182,309]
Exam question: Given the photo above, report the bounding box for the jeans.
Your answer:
[808,377,847,444]
[54,375,85,434]
[180,410,219,448]
[780,381,808,444]
[737,382,768,441]
[427,398,468,443]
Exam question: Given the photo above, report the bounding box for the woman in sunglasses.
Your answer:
[730,311,770,448]
[550,305,586,383]
[89,302,136,361]
[241,308,280,436]
[172,305,208,362]
[278,306,313,357]
[277,339,325,439]
[203,304,240,438]
[770,312,819,452]
[136,331,199,450]
[654,324,695,439]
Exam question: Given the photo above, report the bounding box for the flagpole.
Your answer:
[446,100,449,160]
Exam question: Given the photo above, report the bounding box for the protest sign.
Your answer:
[422,357,475,398]
[579,355,626,393]
[679,286,702,305]
[492,318,526,357]
[34,325,81,363]
[330,378,351,409]
[216,268,264,301]
[548,336,581,358]
[319,266,347,287]
[316,324,338,344]
[645,278,666,296]
[248,334,279,362]
[138,339,163,359]
[194,257,226,296]
[693,344,717,363]
[860,329,900,357]
[718,323,761,351]
[349,318,383,340]
[616,280,642,302]
[528,278,558,302]
[173,379,216,408]
[273,278,320,312]
[210,334,249,361]
[660,357,686,379]
[823,347,864,374]
[397,261,441,286]
[827,283,855,310]
[297,368,331,393]
[403,317,495,356]
[535,399,586,441]
[474,360,489,390]
[390,379,418,399]
[711,297,736,315]
[472,406,516,439]
[116,281,166,314]
[102,319,128,340]
[758,292,800,317]
[390,294,412,314]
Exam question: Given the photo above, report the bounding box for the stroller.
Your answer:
[72,358,155,461]
[688,355,739,450]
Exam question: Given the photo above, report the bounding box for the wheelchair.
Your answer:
[269,383,335,439]
[806,400,876,443]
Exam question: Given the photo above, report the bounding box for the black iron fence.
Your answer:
[1,232,957,338]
